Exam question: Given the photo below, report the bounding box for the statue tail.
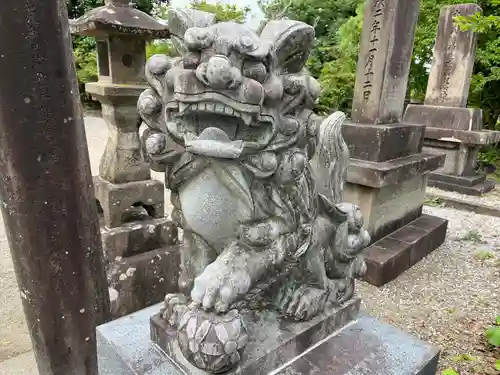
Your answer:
[310,111,349,204]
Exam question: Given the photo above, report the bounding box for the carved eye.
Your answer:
[242,60,268,83]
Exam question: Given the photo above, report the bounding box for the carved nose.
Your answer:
[204,56,241,89]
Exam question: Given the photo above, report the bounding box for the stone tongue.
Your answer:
[198,127,231,142]
[185,127,244,158]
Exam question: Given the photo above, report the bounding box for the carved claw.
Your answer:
[280,286,328,321]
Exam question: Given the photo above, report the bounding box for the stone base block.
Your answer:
[102,218,178,261]
[361,214,448,287]
[151,299,360,375]
[344,175,427,242]
[342,121,425,162]
[97,304,440,375]
[94,176,165,228]
[428,172,495,196]
[108,245,181,319]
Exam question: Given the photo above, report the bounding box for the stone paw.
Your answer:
[281,286,328,321]
[191,253,252,313]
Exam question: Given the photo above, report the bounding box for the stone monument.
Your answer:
[404,4,500,196]
[341,0,449,287]
[134,7,376,374]
[71,0,180,318]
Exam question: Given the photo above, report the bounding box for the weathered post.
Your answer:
[0,1,110,375]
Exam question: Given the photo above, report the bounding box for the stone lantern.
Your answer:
[71,0,180,318]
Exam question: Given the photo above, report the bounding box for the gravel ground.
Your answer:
[427,185,500,208]
[358,205,500,374]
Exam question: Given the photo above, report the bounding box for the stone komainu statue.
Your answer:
[138,8,370,373]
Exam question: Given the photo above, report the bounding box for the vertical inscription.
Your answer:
[363,0,385,101]
[439,8,461,103]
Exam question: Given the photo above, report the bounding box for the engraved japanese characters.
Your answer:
[138,8,370,373]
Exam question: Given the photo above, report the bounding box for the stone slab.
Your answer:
[276,314,439,375]
[428,174,495,196]
[86,81,149,98]
[347,153,445,188]
[342,121,425,162]
[403,104,483,132]
[428,171,486,187]
[424,127,500,145]
[96,305,439,375]
[361,214,448,287]
[151,299,361,375]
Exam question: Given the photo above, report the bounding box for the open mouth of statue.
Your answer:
[165,99,261,159]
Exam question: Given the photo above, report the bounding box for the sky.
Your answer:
[170,0,265,28]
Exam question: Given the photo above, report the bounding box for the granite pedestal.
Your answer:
[97,304,440,375]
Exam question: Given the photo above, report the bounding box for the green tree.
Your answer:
[191,0,250,23]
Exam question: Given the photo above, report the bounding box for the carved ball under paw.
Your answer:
[177,307,248,374]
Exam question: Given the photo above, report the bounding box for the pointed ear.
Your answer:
[260,20,315,74]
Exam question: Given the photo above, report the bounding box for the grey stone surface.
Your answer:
[94,176,165,229]
[428,174,495,196]
[342,121,425,162]
[136,7,372,372]
[151,298,361,375]
[424,4,482,108]
[96,304,439,375]
[404,104,483,131]
[423,143,478,176]
[351,0,420,125]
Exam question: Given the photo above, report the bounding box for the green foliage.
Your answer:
[460,230,485,244]
[474,250,496,261]
[486,316,500,347]
[315,2,363,114]
[451,353,478,362]
[190,0,250,23]
[146,40,176,59]
[496,359,500,371]
[441,368,459,375]
[72,36,98,105]
[425,197,445,207]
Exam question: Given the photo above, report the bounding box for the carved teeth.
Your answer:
[241,113,252,126]
[179,102,189,114]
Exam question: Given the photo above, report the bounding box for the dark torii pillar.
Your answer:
[0,1,110,375]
